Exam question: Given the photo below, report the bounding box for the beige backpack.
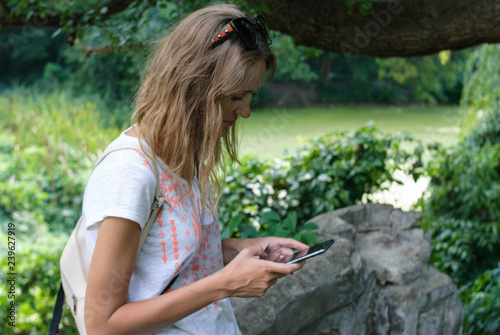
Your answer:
[48,142,165,334]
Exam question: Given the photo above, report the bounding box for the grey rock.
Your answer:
[230,204,463,335]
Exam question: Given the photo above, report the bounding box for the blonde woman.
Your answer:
[83,4,307,334]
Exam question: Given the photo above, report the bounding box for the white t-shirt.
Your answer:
[82,129,241,334]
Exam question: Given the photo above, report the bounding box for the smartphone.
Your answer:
[285,239,335,264]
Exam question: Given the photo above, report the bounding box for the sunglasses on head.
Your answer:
[208,14,272,50]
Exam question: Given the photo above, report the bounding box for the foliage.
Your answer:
[423,216,500,285]
[376,50,467,104]
[219,122,426,240]
[0,85,122,334]
[0,223,77,334]
[460,44,500,135]
[315,54,390,104]
[460,263,500,334]
[420,44,500,334]
[421,108,500,334]
[271,31,319,83]
[0,86,121,234]
[0,27,67,86]
[221,211,319,245]
[1,1,467,107]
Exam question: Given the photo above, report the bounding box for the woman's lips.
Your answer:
[223,120,235,126]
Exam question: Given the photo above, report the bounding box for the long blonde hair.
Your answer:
[132,4,276,210]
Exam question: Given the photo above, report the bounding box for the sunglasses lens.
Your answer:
[255,14,272,45]
[234,18,258,50]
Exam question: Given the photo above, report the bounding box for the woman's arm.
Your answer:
[85,217,305,335]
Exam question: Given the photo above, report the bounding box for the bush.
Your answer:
[460,263,500,334]
[0,86,121,234]
[423,109,500,284]
[421,107,500,334]
[0,220,77,334]
[219,123,426,241]
[0,86,122,334]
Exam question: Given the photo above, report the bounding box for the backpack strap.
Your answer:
[47,283,65,335]
[94,141,165,252]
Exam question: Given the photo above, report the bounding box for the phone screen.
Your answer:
[285,239,335,264]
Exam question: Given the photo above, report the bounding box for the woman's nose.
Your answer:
[235,101,251,118]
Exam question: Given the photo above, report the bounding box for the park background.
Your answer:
[0,0,499,334]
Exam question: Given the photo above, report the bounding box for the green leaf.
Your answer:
[260,211,281,224]
[300,232,319,246]
[221,214,242,239]
[300,222,319,231]
[283,213,297,232]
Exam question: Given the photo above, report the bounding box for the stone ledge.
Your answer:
[230,204,463,335]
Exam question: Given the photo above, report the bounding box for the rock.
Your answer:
[230,204,463,335]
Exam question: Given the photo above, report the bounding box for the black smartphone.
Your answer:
[285,239,335,264]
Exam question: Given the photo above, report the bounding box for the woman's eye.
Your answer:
[230,96,243,101]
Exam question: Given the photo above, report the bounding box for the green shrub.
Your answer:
[219,123,426,240]
[460,263,500,334]
[423,109,500,284]
[421,107,500,334]
[0,86,122,334]
[420,43,500,335]
[0,86,121,234]
[0,222,77,334]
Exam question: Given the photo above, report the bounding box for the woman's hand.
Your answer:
[219,244,305,298]
[255,237,308,263]
[222,237,309,264]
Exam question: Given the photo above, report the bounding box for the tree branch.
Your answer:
[263,0,500,57]
[74,38,151,57]
[0,0,136,32]
[2,0,500,58]
[0,0,10,18]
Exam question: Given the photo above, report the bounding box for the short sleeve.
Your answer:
[82,149,157,232]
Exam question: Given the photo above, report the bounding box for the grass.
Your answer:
[237,105,462,159]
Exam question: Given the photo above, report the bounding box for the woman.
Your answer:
[83,4,307,334]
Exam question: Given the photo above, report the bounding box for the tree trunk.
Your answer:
[319,54,333,88]
[261,0,500,57]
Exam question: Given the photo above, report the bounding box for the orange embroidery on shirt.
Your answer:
[136,152,151,170]
[213,301,221,321]
[157,208,163,227]
[161,240,168,264]
[213,220,219,237]
[192,214,202,239]
[169,218,180,260]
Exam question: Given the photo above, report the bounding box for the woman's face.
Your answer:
[220,59,267,137]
